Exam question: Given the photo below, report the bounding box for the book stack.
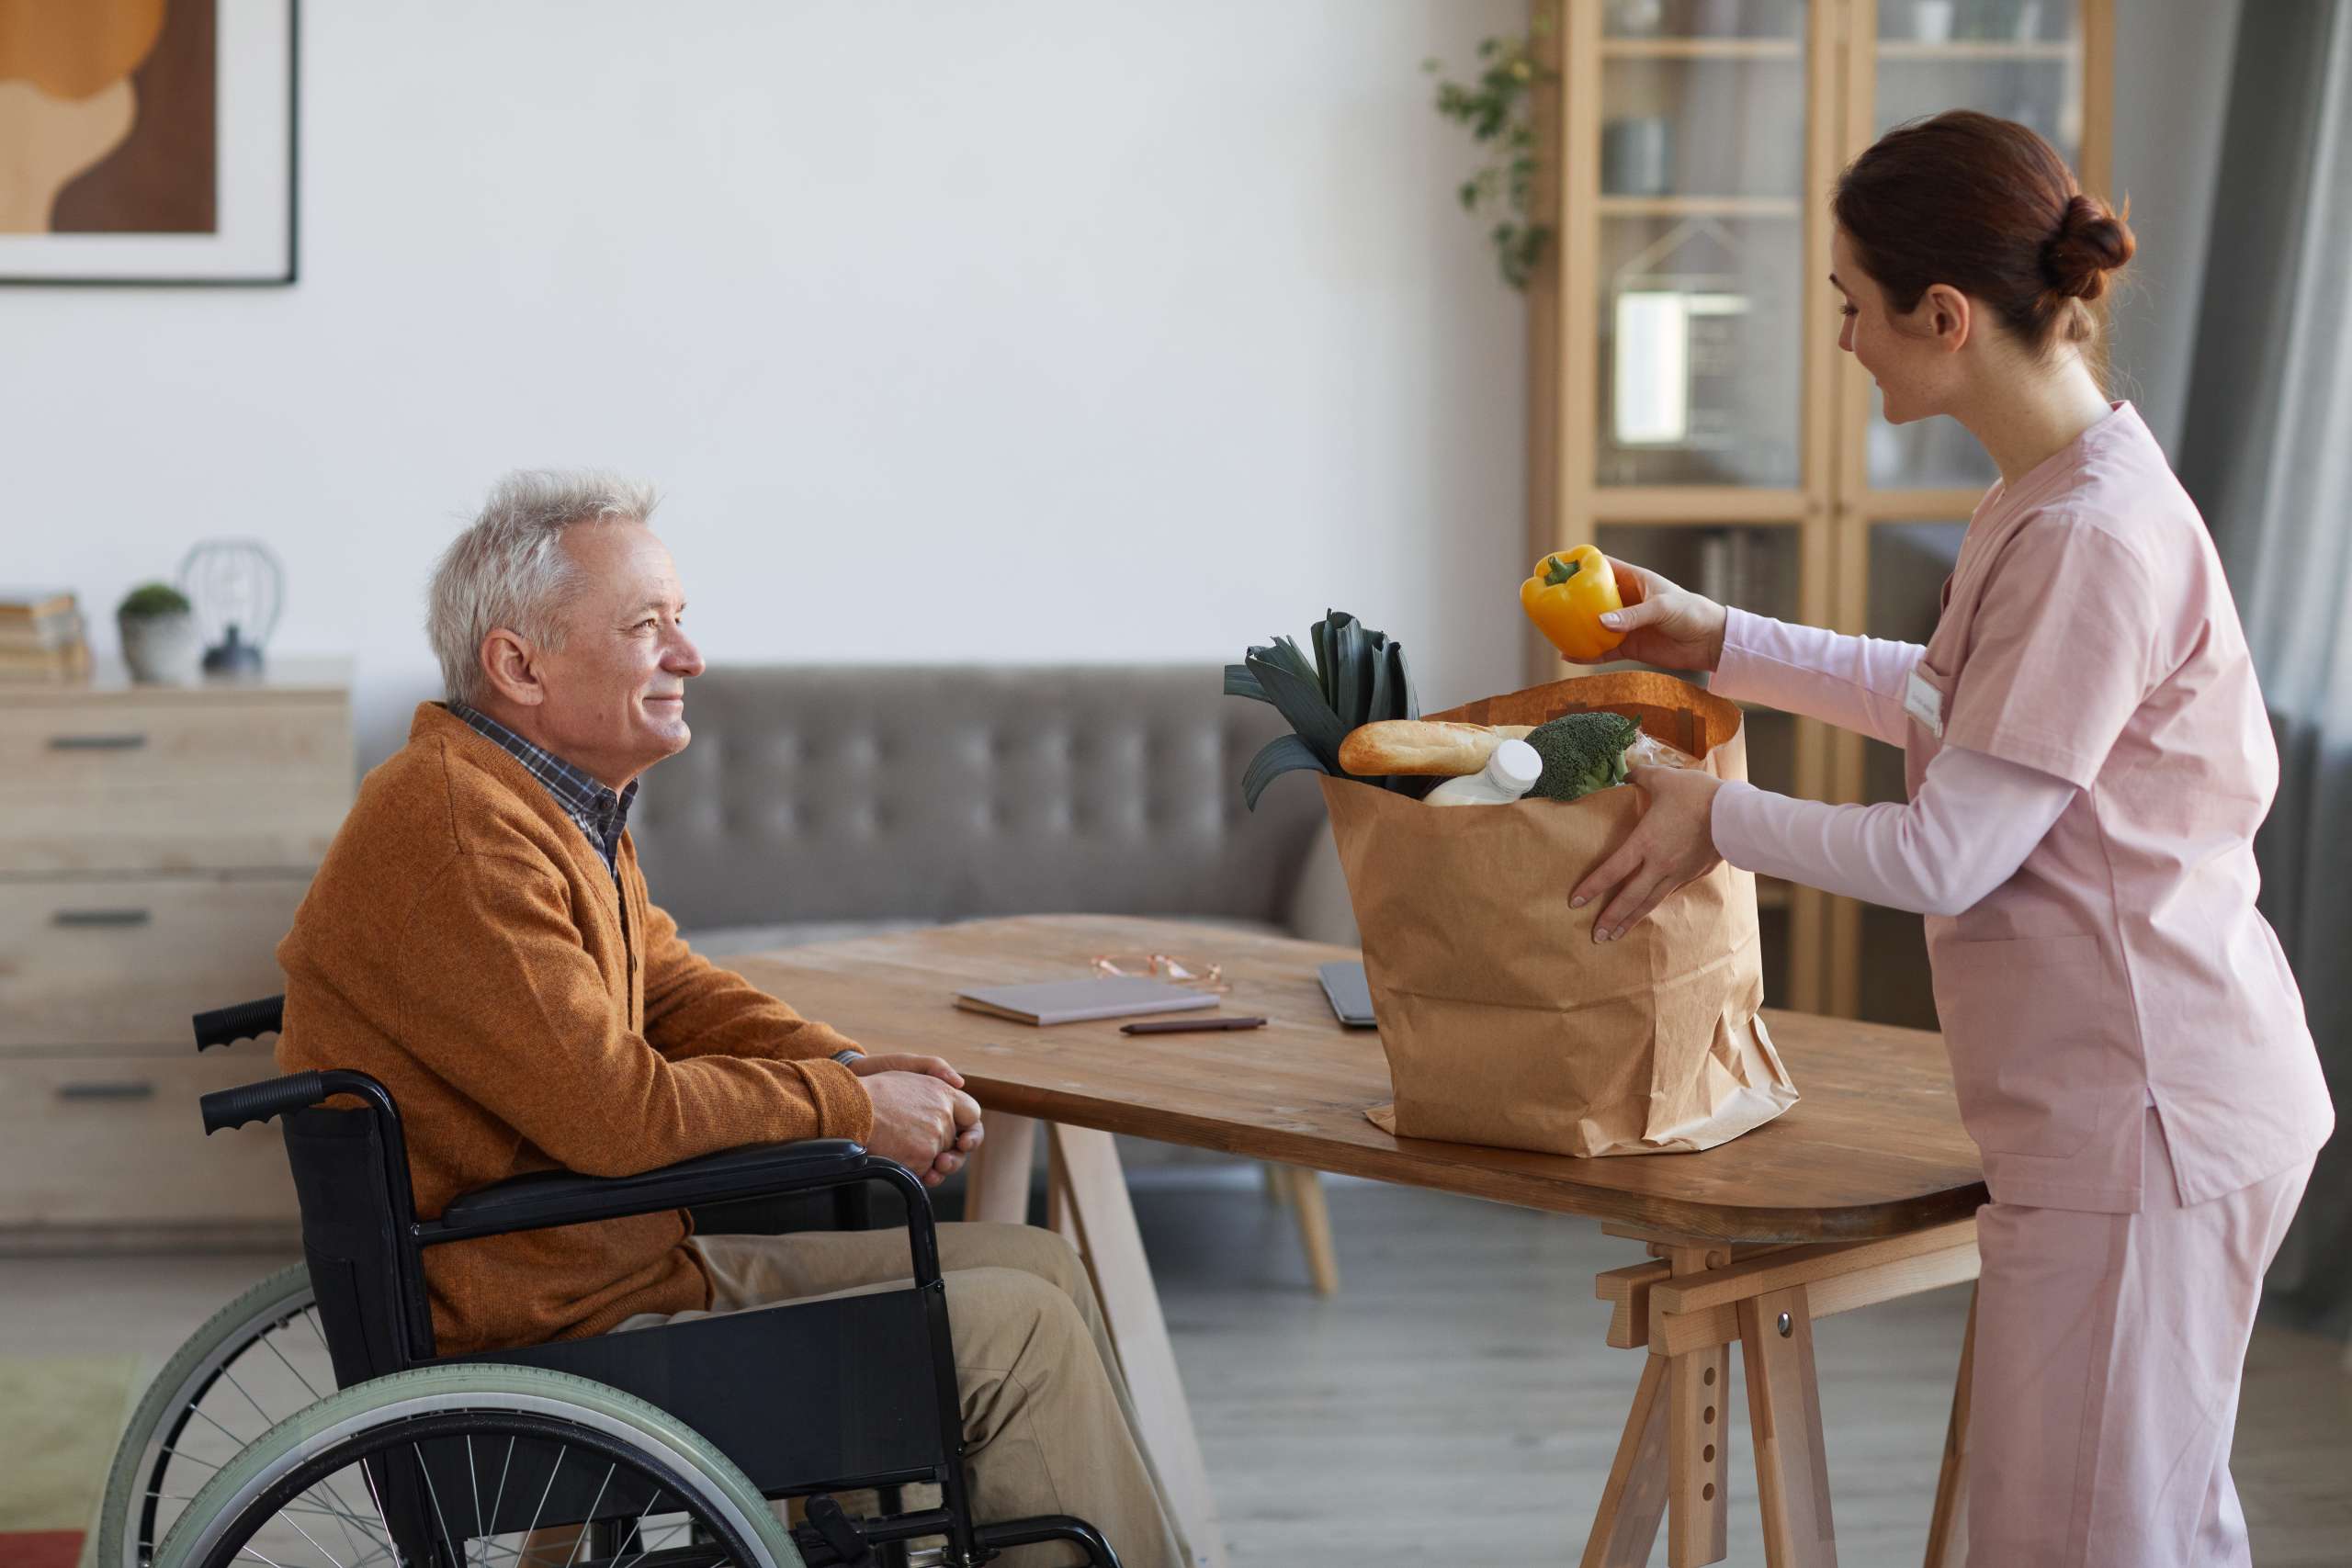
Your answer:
[0,588,94,682]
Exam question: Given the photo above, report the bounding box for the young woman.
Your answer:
[1569,111,2334,1565]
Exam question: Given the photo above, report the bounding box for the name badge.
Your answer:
[1905,665,1946,739]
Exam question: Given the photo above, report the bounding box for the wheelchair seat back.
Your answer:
[282,1105,439,1383]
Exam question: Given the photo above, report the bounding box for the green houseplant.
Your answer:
[117,581,200,683]
[1424,12,1555,291]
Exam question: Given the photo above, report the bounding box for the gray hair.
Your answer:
[426,469,660,706]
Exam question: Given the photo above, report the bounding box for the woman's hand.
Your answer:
[1563,558,1730,673]
[1569,766,1726,942]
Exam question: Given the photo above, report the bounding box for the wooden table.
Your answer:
[733,914,1989,1568]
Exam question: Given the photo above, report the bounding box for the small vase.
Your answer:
[119,610,203,684]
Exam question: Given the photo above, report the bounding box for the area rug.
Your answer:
[0,1355,141,1568]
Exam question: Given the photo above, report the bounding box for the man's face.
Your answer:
[514,522,703,787]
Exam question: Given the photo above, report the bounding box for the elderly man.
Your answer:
[276,470,1190,1568]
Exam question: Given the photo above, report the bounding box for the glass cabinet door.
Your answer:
[1862,0,2086,489]
[1593,1,1812,489]
[1596,518,1806,1002]
[1855,519,1967,1028]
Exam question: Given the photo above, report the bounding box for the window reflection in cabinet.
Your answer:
[1600,217,1804,487]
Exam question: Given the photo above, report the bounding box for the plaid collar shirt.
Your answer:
[446,703,636,880]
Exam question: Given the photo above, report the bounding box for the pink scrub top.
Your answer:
[1905,402,2334,1212]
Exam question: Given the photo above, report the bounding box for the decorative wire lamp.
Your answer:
[178,539,286,675]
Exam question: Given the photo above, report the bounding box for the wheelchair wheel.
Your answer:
[100,1262,326,1568]
[154,1363,803,1568]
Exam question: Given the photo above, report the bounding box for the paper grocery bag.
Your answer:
[1318,670,1797,1157]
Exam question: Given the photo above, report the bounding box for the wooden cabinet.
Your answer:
[1528,0,2113,1017]
[0,661,351,1244]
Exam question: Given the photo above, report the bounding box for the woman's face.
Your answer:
[1831,226,1962,425]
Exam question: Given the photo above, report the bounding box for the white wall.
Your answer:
[2,1,1530,769]
[1,1,2237,773]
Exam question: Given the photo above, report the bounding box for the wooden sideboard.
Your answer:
[0,660,352,1247]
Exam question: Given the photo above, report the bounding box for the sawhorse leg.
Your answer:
[1740,1285,1835,1565]
[1582,1239,1732,1567]
[1581,1221,1982,1568]
[1580,1352,1669,1567]
[1923,1283,1977,1568]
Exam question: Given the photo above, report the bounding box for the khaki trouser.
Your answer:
[619,1221,1192,1568]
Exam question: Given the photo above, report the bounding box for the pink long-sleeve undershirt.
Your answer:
[1704,608,2076,919]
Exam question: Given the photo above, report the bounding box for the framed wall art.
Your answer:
[0,0,297,285]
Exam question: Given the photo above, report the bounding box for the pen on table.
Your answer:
[1120,1016,1270,1035]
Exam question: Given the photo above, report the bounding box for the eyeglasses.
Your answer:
[1090,952,1228,994]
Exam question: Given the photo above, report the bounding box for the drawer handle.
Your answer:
[49,733,150,751]
[57,1081,157,1102]
[52,908,153,929]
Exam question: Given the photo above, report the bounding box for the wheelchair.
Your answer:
[113,995,1122,1568]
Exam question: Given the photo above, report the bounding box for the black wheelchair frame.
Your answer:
[193,995,1119,1568]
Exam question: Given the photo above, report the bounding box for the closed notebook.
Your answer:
[1318,961,1377,1028]
[953,976,1218,1027]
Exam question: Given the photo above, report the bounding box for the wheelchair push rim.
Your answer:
[153,1364,803,1568]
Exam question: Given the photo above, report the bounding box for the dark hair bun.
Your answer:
[2043,194,2135,301]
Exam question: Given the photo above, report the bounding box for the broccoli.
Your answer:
[1524,711,1643,802]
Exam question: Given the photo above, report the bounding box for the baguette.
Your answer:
[1338,719,1536,777]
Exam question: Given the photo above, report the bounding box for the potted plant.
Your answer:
[117,581,201,683]
[1424,13,1556,291]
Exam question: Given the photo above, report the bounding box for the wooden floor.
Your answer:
[7,1174,2347,1566]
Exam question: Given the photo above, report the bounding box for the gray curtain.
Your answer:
[2176,0,2352,1338]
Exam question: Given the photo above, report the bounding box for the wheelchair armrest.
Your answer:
[421,1139,903,1245]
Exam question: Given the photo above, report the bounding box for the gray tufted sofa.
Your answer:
[628,663,1357,976]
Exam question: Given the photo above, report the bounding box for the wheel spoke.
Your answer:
[277,1497,353,1568]
[283,1484,395,1549]
[258,1329,329,1404]
[610,1488,666,1568]
[414,1444,464,1568]
[218,1366,277,1430]
[523,1449,566,1544]
[561,1467,616,1568]
[201,1409,760,1568]
[466,1533,527,1568]
[487,1437,518,1545]
[469,1436,485,1547]
[187,1404,253,1449]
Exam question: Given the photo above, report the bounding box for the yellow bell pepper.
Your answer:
[1521,546,1626,661]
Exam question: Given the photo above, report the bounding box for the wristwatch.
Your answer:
[831,1049,864,1067]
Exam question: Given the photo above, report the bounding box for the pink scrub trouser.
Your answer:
[1967,1110,2315,1567]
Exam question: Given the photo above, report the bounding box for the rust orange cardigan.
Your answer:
[277,703,873,1355]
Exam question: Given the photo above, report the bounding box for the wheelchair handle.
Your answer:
[200,1071,326,1134]
[194,994,286,1053]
